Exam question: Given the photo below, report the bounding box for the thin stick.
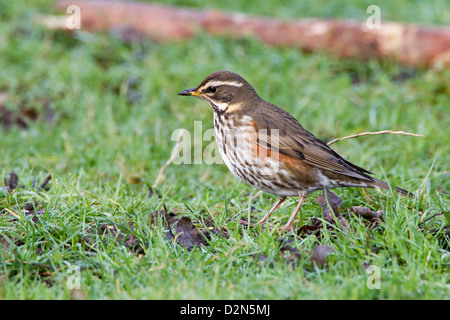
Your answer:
[162,203,175,239]
[420,212,442,224]
[327,130,424,146]
[152,131,184,189]
[251,190,263,201]
[39,174,52,190]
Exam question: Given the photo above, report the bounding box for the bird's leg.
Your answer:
[284,192,308,231]
[259,196,286,226]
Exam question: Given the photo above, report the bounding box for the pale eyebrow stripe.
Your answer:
[198,80,243,90]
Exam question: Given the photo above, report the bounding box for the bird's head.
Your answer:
[178,71,259,114]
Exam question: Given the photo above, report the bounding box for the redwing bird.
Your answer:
[179,71,411,231]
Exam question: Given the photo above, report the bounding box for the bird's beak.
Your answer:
[178,87,200,97]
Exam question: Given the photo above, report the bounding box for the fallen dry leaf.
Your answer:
[154,204,229,249]
[3,171,20,191]
[165,216,208,249]
[0,98,56,130]
[310,245,335,267]
[350,206,383,220]
[298,190,348,237]
[92,223,146,254]
[2,171,51,193]
[315,190,343,218]
[279,238,302,266]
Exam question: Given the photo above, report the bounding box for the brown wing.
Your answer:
[248,102,375,182]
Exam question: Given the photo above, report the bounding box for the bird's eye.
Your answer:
[207,86,216,93]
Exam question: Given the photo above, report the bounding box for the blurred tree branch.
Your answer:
[37,0,450,69]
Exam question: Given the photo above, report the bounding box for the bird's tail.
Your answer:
[370,178,414,198]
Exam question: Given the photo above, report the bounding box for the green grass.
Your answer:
[0,0,449,299]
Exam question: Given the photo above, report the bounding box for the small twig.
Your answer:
[162,203,175,239]
[152,131,184,189]
[251,190,263,201]
[420,212,442,224]
[39,174,52,190]
[327,130,424,146]
[236,219,253,226]
[4,208,20,219]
